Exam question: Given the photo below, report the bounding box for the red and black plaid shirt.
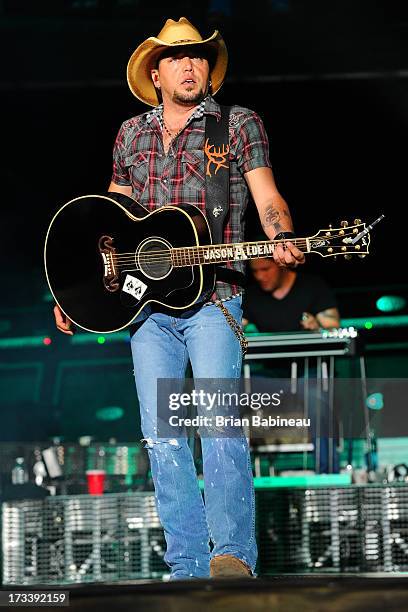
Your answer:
[112,95,271,302]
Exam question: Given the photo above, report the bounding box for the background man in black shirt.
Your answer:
[243,257,340,332]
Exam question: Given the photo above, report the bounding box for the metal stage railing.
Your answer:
[2,485,408,584]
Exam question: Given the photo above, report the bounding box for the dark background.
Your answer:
[0,1,406,441]
[1,0,405,310]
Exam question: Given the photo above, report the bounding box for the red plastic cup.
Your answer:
[86,469,106,495]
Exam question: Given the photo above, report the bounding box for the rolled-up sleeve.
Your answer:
[235,111,272,175]
[111,122,131,186]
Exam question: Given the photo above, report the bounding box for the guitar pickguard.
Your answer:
[122,274,148,301]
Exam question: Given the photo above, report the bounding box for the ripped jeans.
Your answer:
[130,296,257,579]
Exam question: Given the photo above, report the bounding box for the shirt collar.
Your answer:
[145,94,221,126]
[204,95,222,121]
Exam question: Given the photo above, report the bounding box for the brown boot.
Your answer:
[210,554,253,578]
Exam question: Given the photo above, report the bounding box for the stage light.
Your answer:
[43,337,52,346]
[96,406,124,421]
[70,331,128,345]
[341,315,408,329]
[97,336,106,344]
[366,393,384,410]
[364,321,373,329]
[376,295,406,313]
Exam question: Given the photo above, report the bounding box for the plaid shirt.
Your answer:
[112,95,271,302]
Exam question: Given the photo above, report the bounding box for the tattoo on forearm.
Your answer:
[262,206,290,233]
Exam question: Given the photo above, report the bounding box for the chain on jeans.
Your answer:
[214,300,248,355]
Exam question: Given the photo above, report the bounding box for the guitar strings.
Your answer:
[110,230,359,266]
[114,246,308,263]
[111,231,354,262]
[110,230,357,258]
[106,227,355,271]
[114,247,310,266]
[112,238,309,260]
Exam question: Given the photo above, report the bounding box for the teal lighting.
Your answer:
[244,322,259,333]
[0,336,47,349]
[70,331,129,345]
[96,406,124,421]
[42,291,54,303]
[376,295,406,313]
[341,315,408,329]
[366,393,384,410]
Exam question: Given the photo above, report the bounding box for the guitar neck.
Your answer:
[171,238,310,267]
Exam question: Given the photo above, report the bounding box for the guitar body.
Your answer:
[44,193,215,333]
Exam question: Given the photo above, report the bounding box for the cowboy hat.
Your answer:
[127,17,228,107]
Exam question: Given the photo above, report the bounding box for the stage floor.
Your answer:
[5,574,408,612]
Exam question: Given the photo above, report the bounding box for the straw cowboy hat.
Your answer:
[127,17,228,107]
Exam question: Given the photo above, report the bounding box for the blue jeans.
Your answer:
[130,296,257,579]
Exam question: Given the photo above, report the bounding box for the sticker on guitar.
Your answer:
[122,275,148,301]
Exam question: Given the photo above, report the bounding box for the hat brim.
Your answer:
[127,31,228,107]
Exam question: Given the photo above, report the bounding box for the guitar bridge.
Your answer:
[98,235,119,292]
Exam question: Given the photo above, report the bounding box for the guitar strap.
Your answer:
[204,105,248,354]
[205,105,246,289]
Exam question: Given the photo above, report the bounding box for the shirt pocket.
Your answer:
[178,149,205,190]
[123,151,150,198]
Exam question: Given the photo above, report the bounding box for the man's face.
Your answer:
[152,47,210,106]
[250,258,283,292]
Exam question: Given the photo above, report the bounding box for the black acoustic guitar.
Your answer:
[44,192,372,333]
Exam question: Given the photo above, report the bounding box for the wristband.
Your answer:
[274,231,296,241]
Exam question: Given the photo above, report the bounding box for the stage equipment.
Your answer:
[257,483,408,574]
[3,484,408,584]
[0,442,149,494]
[2,493,166,585]
[244,328,369,474]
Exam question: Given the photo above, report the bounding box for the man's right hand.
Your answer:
[54,304,76,335]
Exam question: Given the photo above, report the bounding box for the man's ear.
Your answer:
[151,69,160,89]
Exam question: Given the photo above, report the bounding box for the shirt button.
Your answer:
[163,178,167,184]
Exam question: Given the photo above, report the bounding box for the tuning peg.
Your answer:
[354,218,362,225]
[340,221,348,228]
[358,254,366,259]
[344,254,352,260]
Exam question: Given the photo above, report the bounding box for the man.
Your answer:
[243,257,340,332]
[54,17,305,579]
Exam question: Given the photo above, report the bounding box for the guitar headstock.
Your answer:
[308,219,370,259]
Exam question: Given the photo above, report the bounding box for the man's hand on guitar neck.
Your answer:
[273,241,305,269]
[54,304,76,335]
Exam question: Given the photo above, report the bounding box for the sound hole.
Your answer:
[137,238,172,280]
